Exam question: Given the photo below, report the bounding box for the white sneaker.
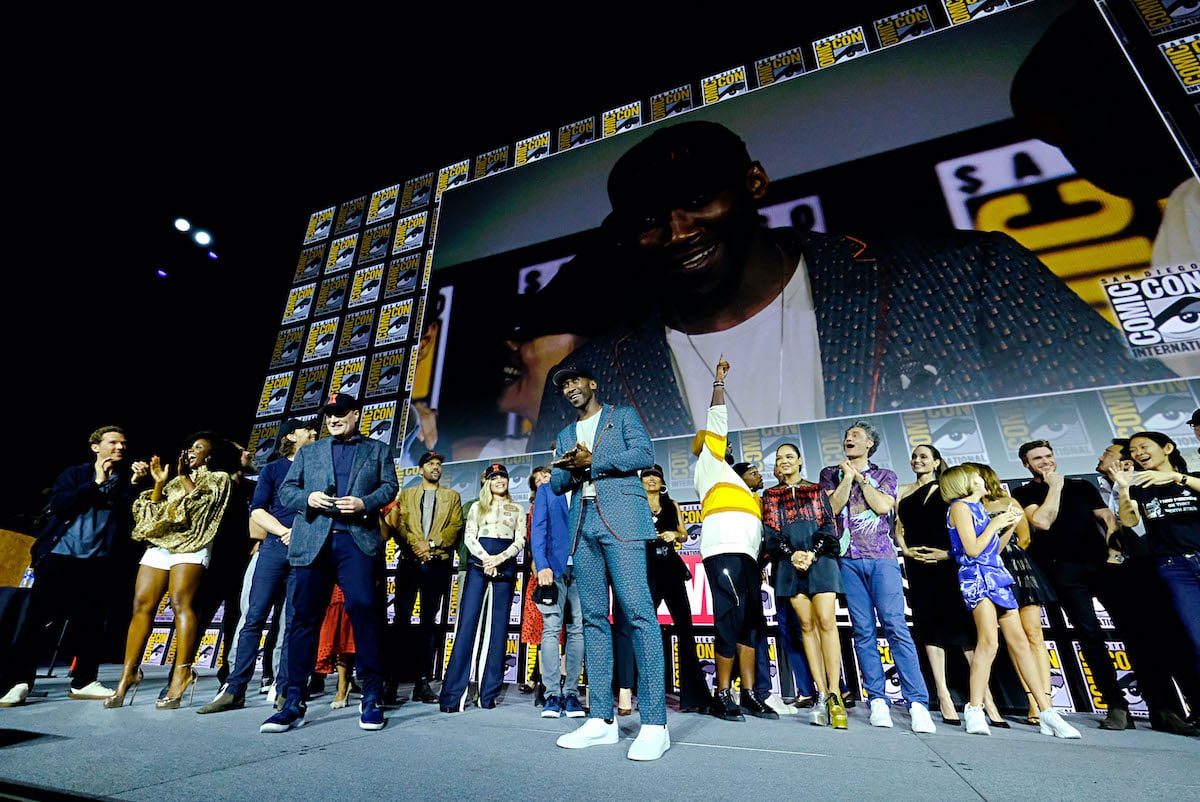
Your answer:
[627,724,670,761]
[869,698,893,728]
[764,693,797,716]
[267,684,278,705]
[68,680,115,700]
[0,683,31,707]
[557,717,619,749]
[1040,708,1081,739]
[964,703,990,735]
[909,702,937,734]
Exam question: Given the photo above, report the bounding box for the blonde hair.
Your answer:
[964,462,1006,502]
[476,474,511,516]
[940,464,979,502]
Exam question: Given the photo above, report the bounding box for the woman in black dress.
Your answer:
[641,465,713,713]
[896,445,1001,726]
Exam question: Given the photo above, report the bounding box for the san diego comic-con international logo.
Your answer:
[1158,34,1200,94]
[1102,265,1200,359]
[1132,0,1200,37]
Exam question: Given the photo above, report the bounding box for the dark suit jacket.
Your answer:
[279,436,399,565]
[550,403,656,548]
[530,228,1174,443]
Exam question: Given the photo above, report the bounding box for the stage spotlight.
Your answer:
[174,218,192,232]
[207,251,219,260]
[156,269,169,278]
[193,230,212,246]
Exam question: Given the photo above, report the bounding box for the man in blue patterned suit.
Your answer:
[259,392,399,734]
[549,364,669,761]
[528,120,1174,445]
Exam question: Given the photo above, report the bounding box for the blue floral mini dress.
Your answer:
[946,499,1017,611]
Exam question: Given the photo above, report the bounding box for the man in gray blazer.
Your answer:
[550,364,669,761]
[260,393,399,733]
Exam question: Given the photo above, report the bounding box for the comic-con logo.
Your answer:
[875,6,934,47]
[402,173,434,211]
[1133,0,1200,37]
[334,197,366,234]
[812,27,869,68]
[391,211,428,255]
[602,102,641,137]
[996,396,1092,459]
[943,0,1010,26]
[1100,381,1199,444]
[473,147,509,179]
[515,131,551,165]
[1159,34,1200,94]
[901,406,987,466]
[650,85,692,121]
[754,47,805,87]
[366,185,399,224]
[701,67,747,104]
[304,206,335,244]
[1103,266,1200,356]
[558,117,596,151]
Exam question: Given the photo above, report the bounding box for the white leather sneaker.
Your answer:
[909,702,937,734]
[557,717,619,749]
[0,683,30,707]
[964,703,991,735]
[1040,708,1081,739]
[627,724,670,761]
[68,680,115,700]
[869,698,894,728]
[764,693,797,716]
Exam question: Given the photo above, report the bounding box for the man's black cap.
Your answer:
[605,120,753,223]
[278,418,316,441]
[1189,408,1200,427]
[551,363,596,388]
[418,451,445,467]
[323,393,360,416]
[732,461,756,478]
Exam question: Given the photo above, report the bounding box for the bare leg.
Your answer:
[998,610,1056,711]
[968,601,1000,708]
[166,564,205,698]
[791,595,828,693]
[1020,605,1053,713]
[926,644,954,719]
[963,648,1003,721]
[736,643,756,690]
[116,565,170,691]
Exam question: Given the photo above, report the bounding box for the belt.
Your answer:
[331,529,352,536]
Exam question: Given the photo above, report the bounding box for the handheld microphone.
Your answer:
[324,483,337,496]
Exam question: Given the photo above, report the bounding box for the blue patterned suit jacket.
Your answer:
[279,436,399,565]
[550,403,657,549]
[530,228,1175,443]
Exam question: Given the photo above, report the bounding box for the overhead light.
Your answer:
[174,218,191,232]
[193,230,212,246]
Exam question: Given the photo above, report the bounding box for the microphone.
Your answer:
[325,483,337,496]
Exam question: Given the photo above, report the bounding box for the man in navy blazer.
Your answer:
[260,393,399,734]
[550,365,669,761]
[529,465,585,718]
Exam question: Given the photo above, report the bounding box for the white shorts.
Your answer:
[139,545,211,570]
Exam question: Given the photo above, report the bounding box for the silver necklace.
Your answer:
[682,241,789,426]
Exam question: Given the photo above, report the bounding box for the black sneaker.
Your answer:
[259,676,274,695]
[711,689,745,722]
[740,688,779,720]
[260,701,307,733]
[304,674,326,700]
[412,678,438,704]
[359,700,386,731]
[534,683,546,708]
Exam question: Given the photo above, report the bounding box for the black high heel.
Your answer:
[103,667,144,709]
[156,665,198,710]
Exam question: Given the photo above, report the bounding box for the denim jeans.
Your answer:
[840,557,928,707]
[534,565,584,696]
[1156,552,1200,673]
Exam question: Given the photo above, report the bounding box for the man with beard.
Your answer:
[549,364,669,761]
[382,450,463,705]
[528,120,1172,445]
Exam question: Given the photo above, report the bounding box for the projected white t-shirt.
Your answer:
[665,255,825,430]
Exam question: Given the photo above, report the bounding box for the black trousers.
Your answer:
[1048,559,1128,711]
